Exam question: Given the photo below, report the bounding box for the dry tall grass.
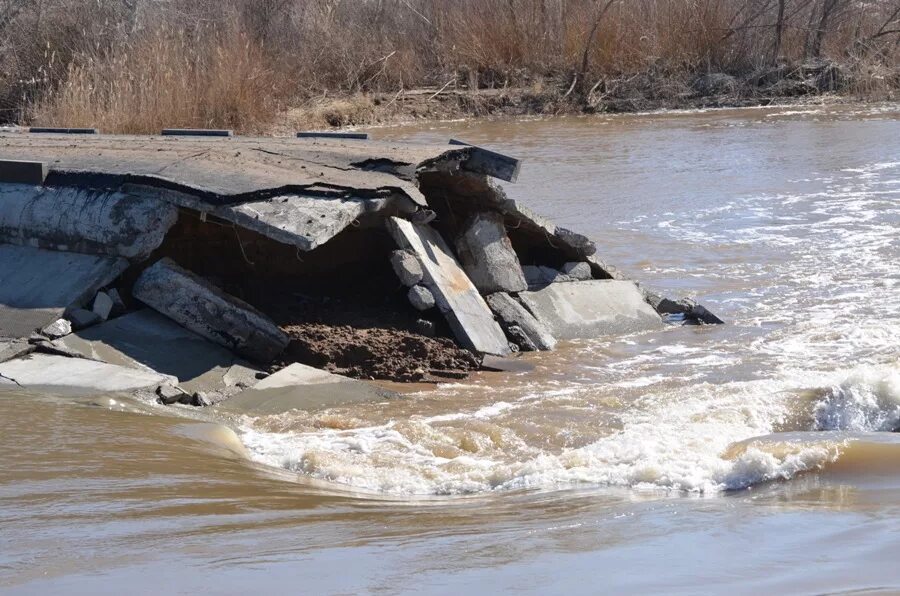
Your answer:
[0,0,896,132]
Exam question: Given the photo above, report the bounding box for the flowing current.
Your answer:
[240,104,900,495]
[2,103,899,594]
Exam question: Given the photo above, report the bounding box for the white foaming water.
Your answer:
[237,123,900,496]
[813,363,900,432]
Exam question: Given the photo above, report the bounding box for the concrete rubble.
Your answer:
[132,258,289,363]
[0,130,722,408]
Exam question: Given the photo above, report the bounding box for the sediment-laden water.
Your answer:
[2,104,899,594]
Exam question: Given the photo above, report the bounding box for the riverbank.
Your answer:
[275,62,895,131]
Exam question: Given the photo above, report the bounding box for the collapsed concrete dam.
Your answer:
[0,130,721,410]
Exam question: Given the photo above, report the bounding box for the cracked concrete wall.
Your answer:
[0,184,177,261]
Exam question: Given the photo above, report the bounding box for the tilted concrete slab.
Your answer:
[386,217,511,356]
[0,184,177,260]
[0,353,172,394]
[51,310,262,396]
[133,258,289,363]
[0,133,473,207]
[220,194,387,251]
[0,338,34,364]
[218,363,396,414]
[0,245,128,338]
[519,280,664,340]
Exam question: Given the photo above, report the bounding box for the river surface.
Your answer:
[2,104,899,594]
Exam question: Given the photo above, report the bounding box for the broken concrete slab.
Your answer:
[390,249,424,286]
[0,353,173,394]
[0,245,128,338]
[133,258,289,363]
[519,280,663,340]
[0,131,459,207]
[0,184,177,260]
[455,211,527,294]
[448,139,522,183]
[486,292,557,351]
[217,194,391,251]
[51,309,263,396]
[0,338,35,364]
[386,217,511,356]
[217,363,397,414]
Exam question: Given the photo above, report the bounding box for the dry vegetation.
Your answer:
[1,0,898,133]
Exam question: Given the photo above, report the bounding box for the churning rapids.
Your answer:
[2,103,899,594]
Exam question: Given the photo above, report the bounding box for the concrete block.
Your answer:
[519,280,664,340]
[297,132,368,140]
[0,245,127,338]
[92,291,114,321]
[646,293,725,325]
[455,212,527,294]
[52,310,264,397]
[66,308,102,330]
[0,184,178,260]
[28,127,98,134]
[523,265,564,287]
[408,285,436,311]
[133,258,289,363]
[486,292,557,351]
[386,217,511,356]
[41,319,72,339]
[0,353,173,394]
[156,383,191,405]
[0,160,47,185]
[561,262,593,281]
[390,250,424,286]
[218,363,397,414]
[161,129,232,137]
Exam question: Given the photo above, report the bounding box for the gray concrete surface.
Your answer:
[52,309,262,396]
[0,245,128,338]
[0,353,172,394]
[519,280,664,340]
[218,363,396,414]
[0,184,177,260]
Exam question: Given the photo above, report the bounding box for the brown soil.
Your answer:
[278,323,480,383]
[255,289,482,384]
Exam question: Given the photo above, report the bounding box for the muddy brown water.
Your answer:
[3,104,900,594]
